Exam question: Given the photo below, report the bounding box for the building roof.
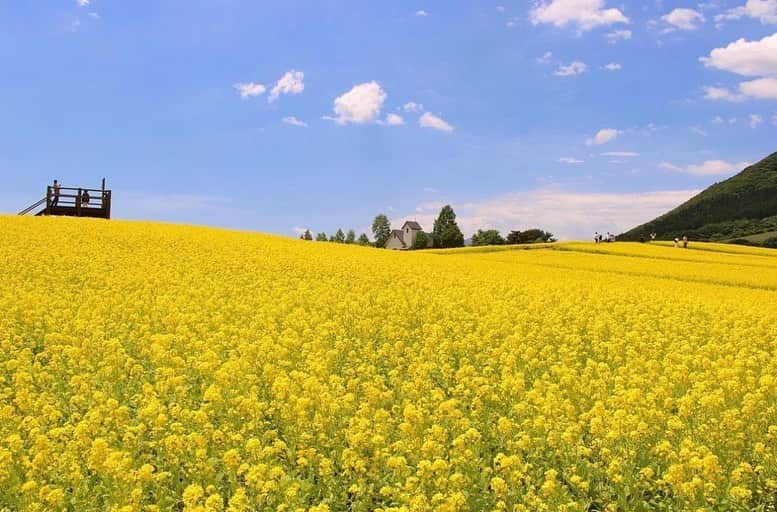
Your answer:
[391,229,406,245]
[402,220,423,230]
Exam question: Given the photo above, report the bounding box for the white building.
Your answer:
[385,221,432,250]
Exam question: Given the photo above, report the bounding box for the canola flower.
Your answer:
[1,215,776,511]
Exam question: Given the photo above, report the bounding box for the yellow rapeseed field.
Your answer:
[1,216,777,512]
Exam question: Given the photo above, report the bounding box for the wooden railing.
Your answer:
[18,197,47,215]
[46,186,112,218]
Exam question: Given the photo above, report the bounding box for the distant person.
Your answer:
[639,235,645,243]
[81,189,90,207]
[682,235,688,249]
[673,237,679,248]
[51,179,61,206]
[594,232,600,244]
[650,232,656,242]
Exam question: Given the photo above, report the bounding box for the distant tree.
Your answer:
[315,232,328,241]
[505,230,522,245]
[521,228,555,243]
[432,205,465,248]
[334,228,346,243]
[471,229,504,246]
[301,229,313,241]
[505,229,555,244]
[357,233,371,246]
[345,229,356,244]
[372,214,391,248]
[412,231,429,250]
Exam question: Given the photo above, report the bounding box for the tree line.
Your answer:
[300,204,554,249]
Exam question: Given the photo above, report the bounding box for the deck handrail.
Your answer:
[20,183,112,218]
[18,197,46,215]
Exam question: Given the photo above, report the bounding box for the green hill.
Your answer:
[620,151,777,246]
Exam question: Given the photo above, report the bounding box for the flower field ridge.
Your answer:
[1,216,776,511]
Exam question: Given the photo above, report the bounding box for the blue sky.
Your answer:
[1,0,776,239]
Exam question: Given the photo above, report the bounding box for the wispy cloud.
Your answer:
[715,0,777,24]
[586,128,619,145]
[605,29,632,43]
[530,0,629,31]
[282,116,307,127]
[659,159,750,175]
[384,113,405,126]
[324,81,387,125]
[661,8,705,31]
[419,112,454,132]
[392,188,699,240]
[234,82,266,99]
[269,70,304,103]
[600,151,638,157]
[115,192,236,223]
[555,61,587,76]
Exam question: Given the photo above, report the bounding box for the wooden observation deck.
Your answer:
[19,180,112,219]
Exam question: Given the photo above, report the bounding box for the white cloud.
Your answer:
[234,82,267,99]
[415,10,429,16]
[77,0,89,6]
[657,162,684,172]
[739,77,777,98]
[268,70,304,103]
[659,159,751,175]
[700,33,777,77]
[496,6,505,12]
[600,151,638,157]
[530,0,629,31]
[749,113,764,127]
[605,29,632,42]
[715,0,777,24]
[325,81,387,125]
[559,157,584,164]
[702,86,745,102]
[555,61,588,76]
[662,8,705,30]
[711,115,725,123]
[385,113,405,126]
[403,101,424,113]
[282,116,307,127]
[703,79,777,101]
[87,12,99,19]
[537,51,554,64]
[604,62,622,71]
[586,128,619,145]
[394,188,698,240]
[419,112,454,132]
[691,126,708,136]
[293,226,308,235]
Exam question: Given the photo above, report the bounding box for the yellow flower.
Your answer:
[182,484,205,509]
[3,217,777,510]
